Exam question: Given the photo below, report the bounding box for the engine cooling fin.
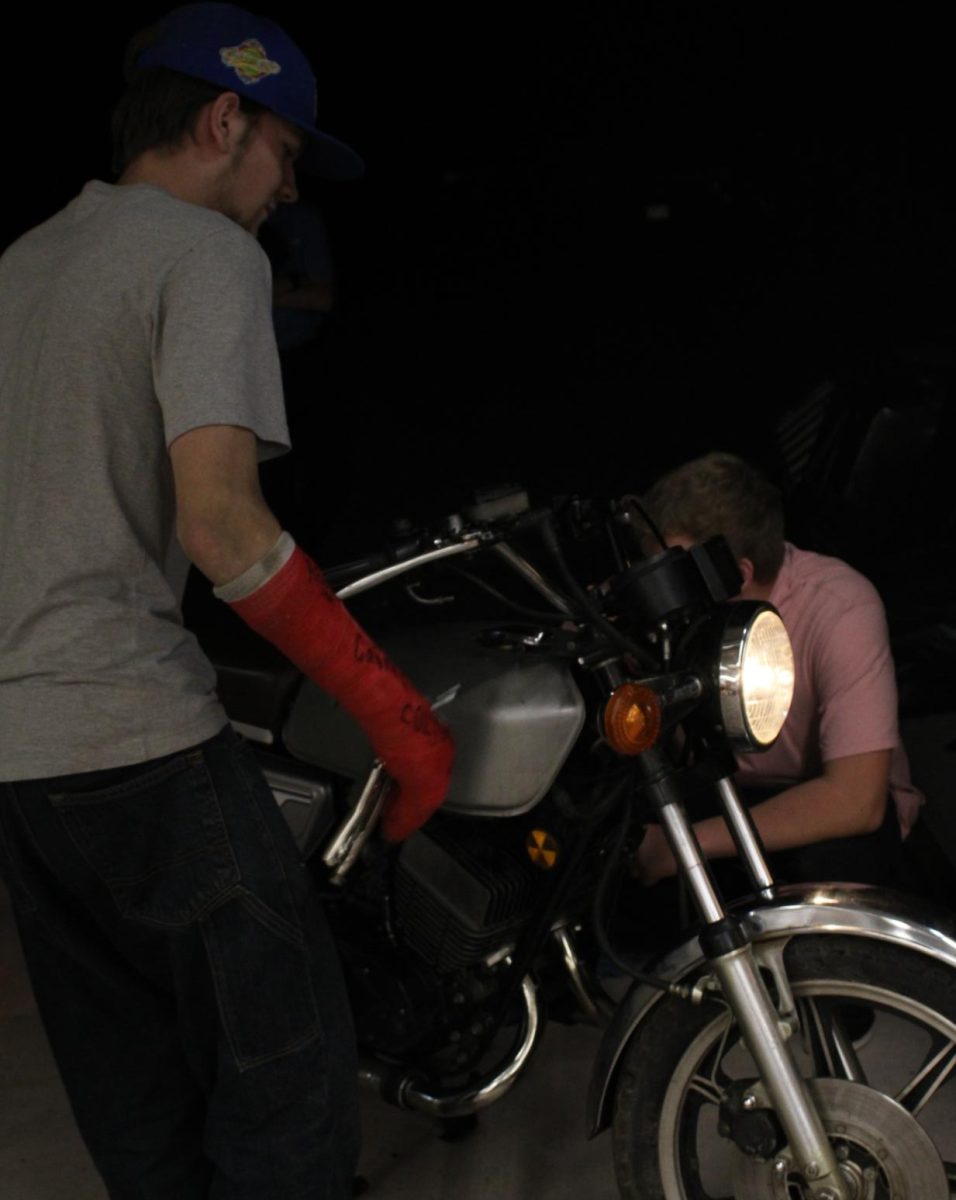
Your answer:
[394,825,540,971]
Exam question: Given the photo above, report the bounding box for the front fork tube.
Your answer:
[646,758,849,1199]
[714,775,777,901]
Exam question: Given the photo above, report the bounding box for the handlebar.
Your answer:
[320,504,588,619]
[335,538,490,599]
[322,507,558,599]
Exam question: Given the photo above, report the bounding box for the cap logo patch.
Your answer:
[220,39,281,85]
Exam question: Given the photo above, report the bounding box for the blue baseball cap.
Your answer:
[136,2,364,179]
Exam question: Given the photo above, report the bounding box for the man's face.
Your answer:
[215,112,303,234]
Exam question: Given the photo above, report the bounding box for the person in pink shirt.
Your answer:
[633,451,922,888]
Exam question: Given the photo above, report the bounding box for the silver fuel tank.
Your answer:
[282,622,586,817]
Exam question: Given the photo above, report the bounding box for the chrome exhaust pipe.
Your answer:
[552,924,614,1027]
[322,761,391,884]
[358,975,541,1118]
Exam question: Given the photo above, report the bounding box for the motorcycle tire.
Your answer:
[611,934,956,1199]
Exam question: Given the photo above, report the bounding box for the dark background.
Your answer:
[6,5,955,580]
[6,6,956,869]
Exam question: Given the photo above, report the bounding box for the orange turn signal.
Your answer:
[603,683,661,755]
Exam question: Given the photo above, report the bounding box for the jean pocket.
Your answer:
[201,886,322,1071]
[49,751,240,927]
[0,791,39,916]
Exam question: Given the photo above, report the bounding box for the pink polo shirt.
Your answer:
[735,543,923,836]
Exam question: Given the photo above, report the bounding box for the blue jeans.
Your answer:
[0,726,359,1199]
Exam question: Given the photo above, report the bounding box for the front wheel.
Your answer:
[611,935,956,1198]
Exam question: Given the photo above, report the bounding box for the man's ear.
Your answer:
[738,556,756,592]
[201,92,246,155]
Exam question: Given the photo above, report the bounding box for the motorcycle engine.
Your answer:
[393,822,539,971]
[334,822,538,1068]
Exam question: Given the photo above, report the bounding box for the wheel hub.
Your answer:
[731,1077,949,1198]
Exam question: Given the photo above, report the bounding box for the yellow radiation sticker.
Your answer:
[526,830,559,870]
[220,39,281,85]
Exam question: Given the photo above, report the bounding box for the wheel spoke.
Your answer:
[683,1017,735,1109]
[798,996,868,1084]
[686,1071,724,1107]
[895,1037,956,1116]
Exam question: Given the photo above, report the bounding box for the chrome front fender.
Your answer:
[587,882,956,1137]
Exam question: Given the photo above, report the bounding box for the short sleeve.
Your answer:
[814,592,899,762]
[153,228,290,459]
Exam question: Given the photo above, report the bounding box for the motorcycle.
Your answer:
[202,485,956,1199]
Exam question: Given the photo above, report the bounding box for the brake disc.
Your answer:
[731,1077,948,1199]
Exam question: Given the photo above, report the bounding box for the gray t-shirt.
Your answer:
[0,182,290,779]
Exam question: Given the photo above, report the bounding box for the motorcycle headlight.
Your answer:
[717,603,794,750]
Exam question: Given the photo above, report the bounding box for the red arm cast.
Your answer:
[170,424,453,841]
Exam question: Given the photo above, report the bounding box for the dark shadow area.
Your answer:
[6,6,956,897]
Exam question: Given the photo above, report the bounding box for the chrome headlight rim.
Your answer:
[717,601,794,751]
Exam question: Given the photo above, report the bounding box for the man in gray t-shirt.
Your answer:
[0,5,453,1197]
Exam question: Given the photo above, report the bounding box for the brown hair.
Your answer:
[110,23,265,176]
[642,452,785,583]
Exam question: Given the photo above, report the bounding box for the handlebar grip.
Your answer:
[322,556,386,587]
[323,538,423,588]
